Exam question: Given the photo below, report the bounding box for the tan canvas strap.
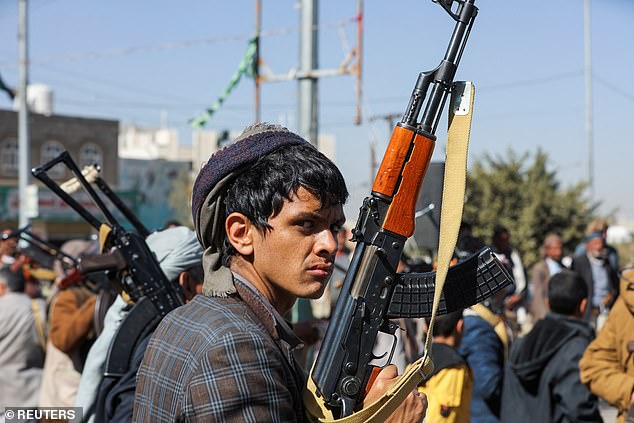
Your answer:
[424,81,475,359]
[470,303,509,358]
[98,223,112,253]
[304,81,475,422]
[31,299,47,352]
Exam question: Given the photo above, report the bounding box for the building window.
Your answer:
[41,140,65,178]
[1,138,19,177]
[79,143,103,170]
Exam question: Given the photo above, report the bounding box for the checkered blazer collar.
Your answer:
[232,272,303,350]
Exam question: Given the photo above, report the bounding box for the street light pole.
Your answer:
[18,0,30,229]
[298,0,318,146]
[584,0,593,202]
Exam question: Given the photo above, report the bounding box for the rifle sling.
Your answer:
[303,82,476,422]
[103,296,161,377]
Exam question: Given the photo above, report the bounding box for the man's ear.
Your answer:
[179,272,195,302]
[456,318,464,336]
[579,297,588,317]
[225,212,255,256]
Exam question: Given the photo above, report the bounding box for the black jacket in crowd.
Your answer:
[500,313,603,423]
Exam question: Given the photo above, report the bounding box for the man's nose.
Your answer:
[315,229,338,256]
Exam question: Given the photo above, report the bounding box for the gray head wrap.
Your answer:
[145,226,204,282]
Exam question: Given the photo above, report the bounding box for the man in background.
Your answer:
[580,267,634,423]
[0,228,17,265]
[572,227,619,323]
[502,270,602,422]
[529,233,565,321]
[419,310,472,423]
[0,267,46,419]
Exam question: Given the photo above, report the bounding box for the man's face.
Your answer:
[249,187,345,312]
[586,237,605,257]
[0,230,17,257]
[544,241,563,261]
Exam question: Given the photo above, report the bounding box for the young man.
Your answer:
[501,270,602,423]
[133,123,426,422]
[419,310,472,423]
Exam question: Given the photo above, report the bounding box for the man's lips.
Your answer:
[307,263,334,277]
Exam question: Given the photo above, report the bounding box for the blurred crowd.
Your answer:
[0,215,632,423]
[0,223,204,423]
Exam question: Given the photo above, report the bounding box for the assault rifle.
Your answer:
[309,0,513,418]
[2,224,84,286]
[32,152,185,373]
[3,224,115,333]
[31,152,183,315]
[3,224,76,268]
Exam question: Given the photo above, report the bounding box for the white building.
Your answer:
[118,125,191,162]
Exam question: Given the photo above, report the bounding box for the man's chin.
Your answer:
[305,281,328,300]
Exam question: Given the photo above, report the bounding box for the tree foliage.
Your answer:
[463,148,596,268]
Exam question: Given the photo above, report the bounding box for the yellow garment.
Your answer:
[580,269,634,423]
[418,363,472,423]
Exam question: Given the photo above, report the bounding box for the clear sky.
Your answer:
[0,0,633,223]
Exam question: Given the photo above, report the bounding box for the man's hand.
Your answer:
[363,365,427,423]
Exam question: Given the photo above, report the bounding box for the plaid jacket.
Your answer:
[133,276,308,422]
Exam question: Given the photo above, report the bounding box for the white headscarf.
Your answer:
[146,226,203,281]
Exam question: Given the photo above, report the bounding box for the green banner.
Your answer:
[190,36,258,128]
[0,72,15,100]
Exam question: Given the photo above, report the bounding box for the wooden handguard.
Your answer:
[372,125,435,237]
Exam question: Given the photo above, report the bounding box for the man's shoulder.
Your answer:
[153,294,269,347]
[0,292,33,314]
[144,293,281,370]
[546,321,593,367]
[530,260,548,273]
[134,294,299,422]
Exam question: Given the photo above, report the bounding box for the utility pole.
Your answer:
[256,1,362,134]
[584,0,593,202]
[255,0,262,123]
[18,0,30,230]
[298,0,319,145]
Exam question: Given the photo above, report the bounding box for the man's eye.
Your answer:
[297,221,315,230]
[331,224,342,234]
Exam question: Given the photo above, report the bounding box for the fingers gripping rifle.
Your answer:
[31,151,184,316]
[309,0,512,418]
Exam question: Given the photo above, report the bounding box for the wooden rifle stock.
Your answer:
[372,125,436,237]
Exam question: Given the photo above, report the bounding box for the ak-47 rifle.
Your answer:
[309,0,512,418]
[2,224,83,286]
[31,151,182,315]
[32,151,185,373]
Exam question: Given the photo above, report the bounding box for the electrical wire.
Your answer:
[0,18,358,67]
